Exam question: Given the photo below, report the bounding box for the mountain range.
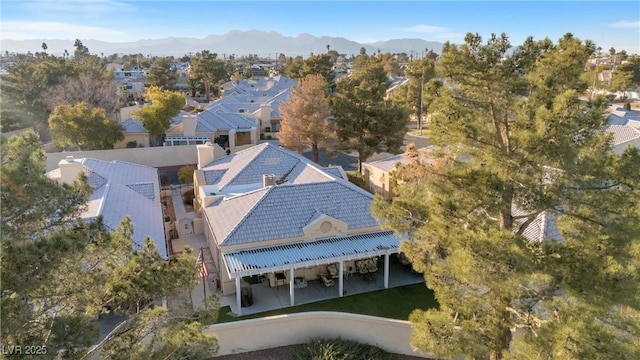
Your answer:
[1,30,445,58]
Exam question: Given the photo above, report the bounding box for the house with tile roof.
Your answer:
[164,110,258,149]
[115,117,150,148]
[47,157,167,259]
[362,147,433,199]
[218,75,296,137]
[193,142,404,314]
[606,106,640,155]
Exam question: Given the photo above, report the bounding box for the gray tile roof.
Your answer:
[206,180,378,246]
[322,166,347,180]
[204,169,227,184]
[223,231,401,276]
[606,125,640,145]
[52,159,167,259]
[519,211,564,243]
[200,143,336,190]
[167,111,256,134]
[196,111,256,131]
[120,118,148,133]
[513,205,564,244]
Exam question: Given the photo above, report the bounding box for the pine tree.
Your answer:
[1,132,218,358]
[373,33,640,359]
[331,58,409,172]
[147,57,179,90]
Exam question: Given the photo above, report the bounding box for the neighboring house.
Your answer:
[599,70,612,85]
[193,142,403,314]
[117,81,145,102]
[607,107,640,155]
[607,125,640,155]
[115,117,149,148]
[218,76,297,136]
[106,62,124,72]
[362,147,432,199]
[385,76,409,100]
[114,69,146,79]
[164,110,258,149]
[47,157,167,259]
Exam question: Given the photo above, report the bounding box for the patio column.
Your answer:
[384,253,390,289]
[289,267,295,306]
[338,261,344,297]
[235,277,242,316]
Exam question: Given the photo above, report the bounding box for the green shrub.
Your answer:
[294,338,397,360]
[346,172,373,194]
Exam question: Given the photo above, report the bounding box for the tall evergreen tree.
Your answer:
[147,57,179,90]
[373,33,640,359]
[190,50,227,102]
[391,52,439,131]
[331,59,409,172]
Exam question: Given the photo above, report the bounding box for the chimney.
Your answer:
[260,103,271,130]
[183,114,197,136]
[196,142,216,169]
[58,156,84,185]
[262,174,276,188]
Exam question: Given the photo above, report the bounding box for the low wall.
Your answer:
[205,311,431,358]
[45,145,199,172]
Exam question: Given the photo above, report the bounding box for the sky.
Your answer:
[1,0,639,54]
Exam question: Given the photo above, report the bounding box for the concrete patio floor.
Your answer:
[218,256,425,316]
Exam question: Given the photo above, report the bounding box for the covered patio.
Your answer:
[218,254,424,316]
[220,231,423,315]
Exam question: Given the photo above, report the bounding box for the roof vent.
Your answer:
[262,174,276,188]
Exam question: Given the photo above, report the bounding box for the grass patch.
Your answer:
[215,283,437,323]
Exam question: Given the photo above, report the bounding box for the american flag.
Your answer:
[196,250,209,278]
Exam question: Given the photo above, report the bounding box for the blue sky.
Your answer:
[1,0,639,53]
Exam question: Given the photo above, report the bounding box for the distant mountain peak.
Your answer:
[1,30,446,57]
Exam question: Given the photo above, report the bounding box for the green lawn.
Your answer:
[215,283,438,323]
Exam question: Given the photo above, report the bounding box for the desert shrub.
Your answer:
[294,338,396,360]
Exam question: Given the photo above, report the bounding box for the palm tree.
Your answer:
[41,42,48,53]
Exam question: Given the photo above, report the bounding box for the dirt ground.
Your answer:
[214,344,430,360]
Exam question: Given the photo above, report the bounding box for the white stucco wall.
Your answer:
[206,311,431,358]
[46,145,200,172]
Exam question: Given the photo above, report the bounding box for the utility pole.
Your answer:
[419,78,424,135]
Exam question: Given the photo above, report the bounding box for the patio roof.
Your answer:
[222,231,402,278]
